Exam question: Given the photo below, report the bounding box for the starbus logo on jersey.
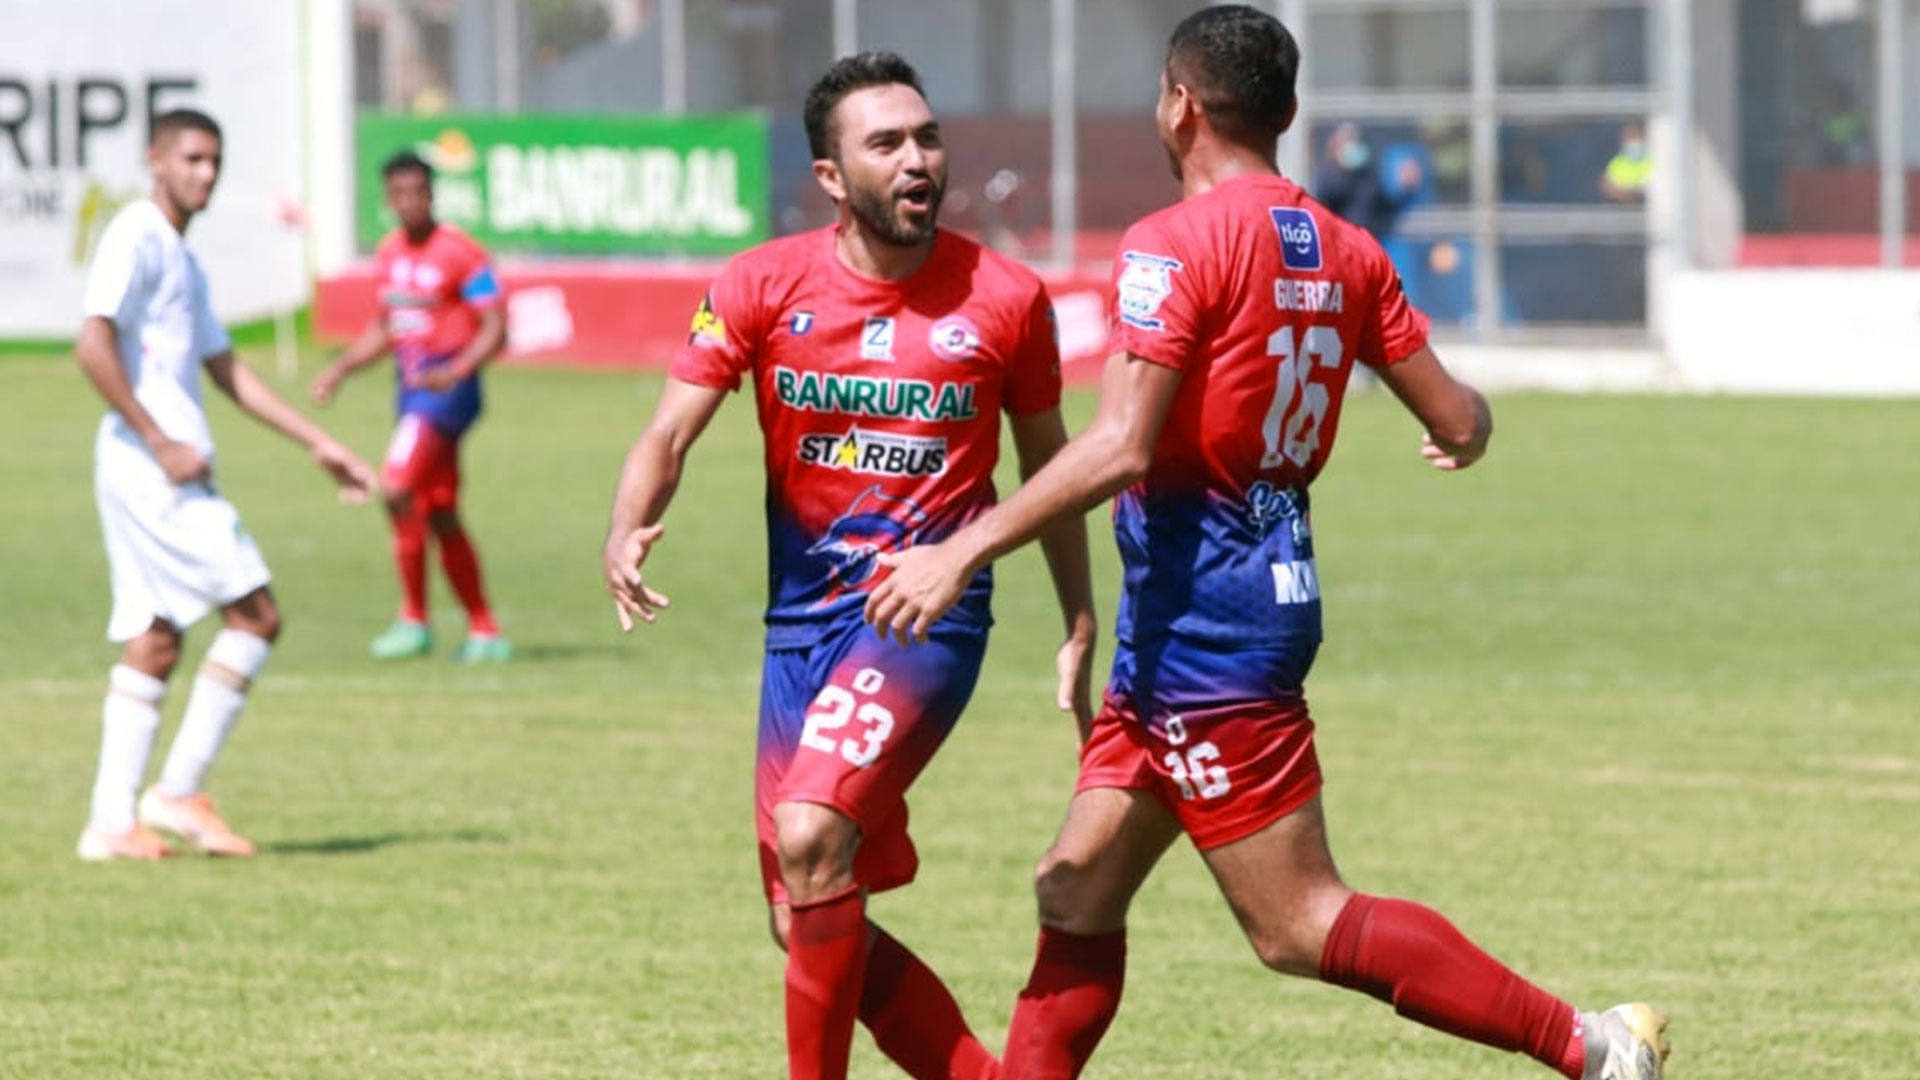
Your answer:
[1269,207,1323,272]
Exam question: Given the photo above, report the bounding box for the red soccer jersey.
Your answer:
[1107,173,1430,649]
[372,224,502,363]
[671,227,1061,646]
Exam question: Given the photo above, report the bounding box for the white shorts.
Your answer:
[95,434,271,642]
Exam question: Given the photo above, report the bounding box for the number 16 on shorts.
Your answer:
[801,667,896,768]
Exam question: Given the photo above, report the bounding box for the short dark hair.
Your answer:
[803,51,927,160]
[150,108,221,149]
[382,149,434,182]
[1165,5,1300,146]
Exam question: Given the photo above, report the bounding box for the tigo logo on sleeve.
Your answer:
[1269,208,1323,272]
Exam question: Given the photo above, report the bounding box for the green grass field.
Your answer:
[3,349,1916,1079]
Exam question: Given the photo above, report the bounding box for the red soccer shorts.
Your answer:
[382,413,461,513]
[1076,694,1323,851]
[754,619,987,905]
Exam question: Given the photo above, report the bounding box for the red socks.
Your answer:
[1319,893,1585,1079]
[391,508,429,623]
[861,928,1000,1080]
[436,524,498,635]
[1001,928,1127,1080]
[786,892,870,1080]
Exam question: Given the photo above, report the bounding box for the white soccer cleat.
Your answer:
[137,786,257,857]
[1584,1002,1670,1080]
[76,824,173,862]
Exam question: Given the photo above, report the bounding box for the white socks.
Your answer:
[156,629,273,800]
[89,665,166,833]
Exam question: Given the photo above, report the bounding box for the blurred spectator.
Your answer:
[1599,122,1651,202]
[1313,122,1425,241]
[1814,81,1872,165]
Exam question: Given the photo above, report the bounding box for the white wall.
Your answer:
[1666,270,1920,394]
[0,0,305,338]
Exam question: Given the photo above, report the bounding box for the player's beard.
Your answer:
[847,175,944,248]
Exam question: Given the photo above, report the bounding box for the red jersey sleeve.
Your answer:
[1002,283,1063,416]
[1110,216,1204,373]
[1356,240,1430,369]
[669,257,766,391]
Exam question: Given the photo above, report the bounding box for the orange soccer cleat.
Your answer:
[137,787,257,857]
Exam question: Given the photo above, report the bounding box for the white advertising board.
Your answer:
[0,0,304,339]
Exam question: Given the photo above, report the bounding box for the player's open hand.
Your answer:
[1420,431,1485,472]
[313,440,377,504]
[864,543,970,646]
[605,523,672,632]
[1055,629,1096,741]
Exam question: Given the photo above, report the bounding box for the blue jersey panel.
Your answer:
[395,349,483,435]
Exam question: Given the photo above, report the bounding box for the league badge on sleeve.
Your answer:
[689,294,728,349]
[1117,251,1183,331]
[1269,207,1323,272]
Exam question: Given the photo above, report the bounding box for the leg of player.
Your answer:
[767,901,1001,1080]
[774,800,869,1080]
[371,488,433,659]
[1199,795,1669,1080]
[429,507,509,662]
[77,619,181,861]
[1002,787,1183,1080]
[140,587,279,858]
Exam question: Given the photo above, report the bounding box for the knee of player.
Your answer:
[426,509,461,536]
[245,606,284,644]
[384,491,415,518]
[1247,926,1320,976]
[1031,851,1093,922]
[772,803,858,889]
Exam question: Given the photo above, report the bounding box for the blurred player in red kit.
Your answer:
[313,151,511,663]
[866,8,1671,1080]
[602,52,1097,1080]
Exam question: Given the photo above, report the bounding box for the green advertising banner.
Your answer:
[355,112,769,256]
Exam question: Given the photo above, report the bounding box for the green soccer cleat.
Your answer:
[452,635,513,664]
[369,621,433,660]
[1583,1003,1670,1080]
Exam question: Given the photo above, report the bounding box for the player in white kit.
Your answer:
[75,109,377,861]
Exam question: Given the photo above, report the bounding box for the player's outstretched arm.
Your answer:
[865,354,1183,645]
[1008,408,1101,736]
[206,352,376,503]
[310,314,391,404]
[1375,345,1492,471]
[603,377,729,632]
[75,315,209,485]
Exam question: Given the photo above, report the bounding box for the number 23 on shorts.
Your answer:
[800,667,897,768]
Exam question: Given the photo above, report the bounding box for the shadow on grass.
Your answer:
[259,828,508,856]
[500,642,632,662]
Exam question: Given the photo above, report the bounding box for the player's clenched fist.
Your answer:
[604,523,672,632]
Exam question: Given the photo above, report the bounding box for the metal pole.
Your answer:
[1277,0,1310,183]
[1050,0,1077,270]
[834,0,858,58]
[1469,0,1498,337]
[493,0,519,110]
[1667,0,1694,270]
[662,0,686,114]
[1877,0,1904,268]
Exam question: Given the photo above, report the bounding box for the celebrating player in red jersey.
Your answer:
[602,53,1097,1080]
[866,8,1669,1080]
[313,151,511,663]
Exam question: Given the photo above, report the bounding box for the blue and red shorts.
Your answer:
[1077,636,1323,850]
[382,413,462,513]
[754,615,987,904]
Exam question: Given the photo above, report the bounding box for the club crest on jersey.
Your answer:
[928,315,982,362]
[790,310,815,335]
[798,427,949,477]
[862,316,896,361]
[1117,251,1182,331]
[1269,207,1323,272]
[689,294,727,348]
[808,485,927,603]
